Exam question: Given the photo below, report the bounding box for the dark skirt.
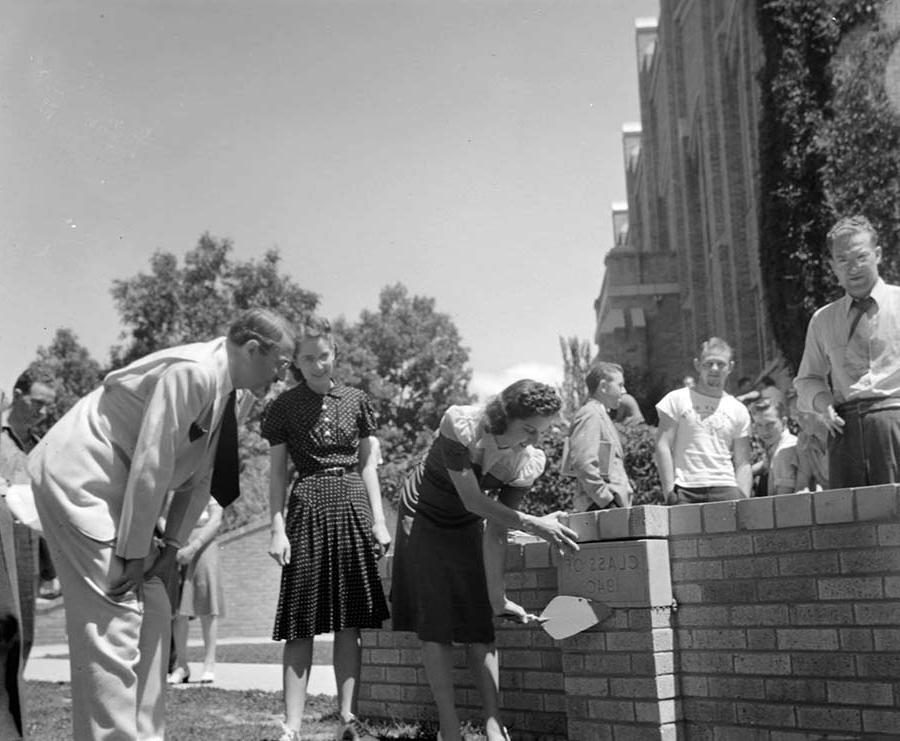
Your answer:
[273,472,389,640]
[391,467,494,645]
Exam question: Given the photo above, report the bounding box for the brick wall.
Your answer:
[359,486,900,740]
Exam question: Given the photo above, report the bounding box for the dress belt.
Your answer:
[299,466,355,479]
[836,397,900,416]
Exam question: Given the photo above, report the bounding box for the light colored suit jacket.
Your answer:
[565,398,633,511]
[28,338,238,560]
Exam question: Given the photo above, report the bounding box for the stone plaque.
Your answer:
[556,539,672,607]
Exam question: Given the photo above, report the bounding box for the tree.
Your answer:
[26,328,103,435]
[335,283,474,502]
[755,0,893,370]
[110,233,318,365]
[558,336,593,421]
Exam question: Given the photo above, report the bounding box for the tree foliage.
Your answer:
[335,283,474,502]
[756,0,900,370]
[26,328,103,435]
[558,336,593,420]
[110,233,318,366]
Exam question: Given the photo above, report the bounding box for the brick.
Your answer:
[681,675,708,696]
[854,602,900,624]
[814,488,855,524]
[702,580,757,603]
[586,699,636,721]
[854,484,899,521]
[776,628,839,650]
[736,496,774,530]
[669,504,703,535]
[813,524,878,550]
[502,650,544,669]
[676,605,730,626]
[672,560,724,581]
[673,583,703,603]
[746,628,777,650]
[792,653,856,677]
[730,604,789,626]
[384,666,418,684]
[702,501,739,533]
[521,671,565,691]
[706,676,765,699]
[736,701,797,727]
[690,629,747,649]
[584,652,632,675]
[757,578,817,602]
[857,653,900,678]
[774,492,813,527]
[369,684,405,701]
[839,627,874,652]
[778,551,839,576]
[795,706,861,732]
[753,530,812,553]
[634,696,677,723]
[840,548,900,574]
[682,699,737,724]
[885,576,900,598]
[560,512,600,543]
[629,504,669,537]
[523,543,552,569]
[877,523,900,545]
[670,537,699,558]
[698,532,753,560]
[605,631,655,651]
[764,677,827,703]
[790,603,854,625]
[723,555,778,580]
[827,679,894,706]
[733,652,791,675]
[653,651,675,675]
[818,576,883,600]
[680,651,734,673]
[609,676,662,698]
[873,628,900,650]
[597,507,631,540]
[863,709,900,734]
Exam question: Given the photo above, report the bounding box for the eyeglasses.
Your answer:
[699,359,730,371]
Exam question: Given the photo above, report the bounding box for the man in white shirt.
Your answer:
[795,215,900,488]
[655,337,752,504]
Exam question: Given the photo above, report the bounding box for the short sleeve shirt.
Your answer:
[261,381,376,475]
[656,387,751,487]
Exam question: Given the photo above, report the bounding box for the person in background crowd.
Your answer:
[795,215,900,488]
[264,316,390,741]
[612,391,645,427]
[390,380,578,741]
[749,399,799,495]
[28,308,294,740]
[0,371,55,738]
[655,337,752,503]
[564,362,634,511]
[167,499,225,686]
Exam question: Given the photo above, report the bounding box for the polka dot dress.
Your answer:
[262,381,389,640]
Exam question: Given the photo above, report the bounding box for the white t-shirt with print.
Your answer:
[656,387,751,488]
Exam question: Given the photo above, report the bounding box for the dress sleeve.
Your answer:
[261,395,288,446]
[357,392,377,438]
[436,406,476,471]
[507,447,547,488]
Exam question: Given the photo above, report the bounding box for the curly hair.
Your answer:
[483,379,562,435]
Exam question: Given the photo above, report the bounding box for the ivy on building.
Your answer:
[757,0,900,370]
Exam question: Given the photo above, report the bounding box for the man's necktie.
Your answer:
[847,296,876,342]
[211,390,240,507]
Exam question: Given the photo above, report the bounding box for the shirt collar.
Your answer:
[844,277,886,314]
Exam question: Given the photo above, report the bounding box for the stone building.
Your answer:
[595,2,780,391]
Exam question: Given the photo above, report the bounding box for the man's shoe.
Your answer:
[336,714,377,741]
[166,666,190,685]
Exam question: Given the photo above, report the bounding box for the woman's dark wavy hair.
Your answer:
[483,379,562,435]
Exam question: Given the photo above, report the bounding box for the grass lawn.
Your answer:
[25,682,459,740]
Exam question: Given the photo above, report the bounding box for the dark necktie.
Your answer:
[211,390,240,507]
[847,296,875,341]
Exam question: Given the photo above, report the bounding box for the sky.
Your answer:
[1,0,658,401]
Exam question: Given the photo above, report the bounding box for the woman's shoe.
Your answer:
[166,666,190,685]
[199,669,215,684]
[277,721,300,741]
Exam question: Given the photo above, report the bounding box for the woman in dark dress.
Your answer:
[391,380,579,741]
[263,316,391,741]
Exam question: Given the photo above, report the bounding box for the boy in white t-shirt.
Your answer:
[655,337,752,504]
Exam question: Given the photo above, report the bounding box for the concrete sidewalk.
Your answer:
[27,636,338,696]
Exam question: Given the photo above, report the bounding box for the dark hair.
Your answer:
[827,215,878,253]
[750,398,785,419]
[585,361,623,395]
[294,315,334,344]
[13,370,34,395]
[483,379,561,434]
[227,308,294,352]
[759,375,776,388]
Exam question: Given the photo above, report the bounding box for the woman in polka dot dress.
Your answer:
[263,316,391,741]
